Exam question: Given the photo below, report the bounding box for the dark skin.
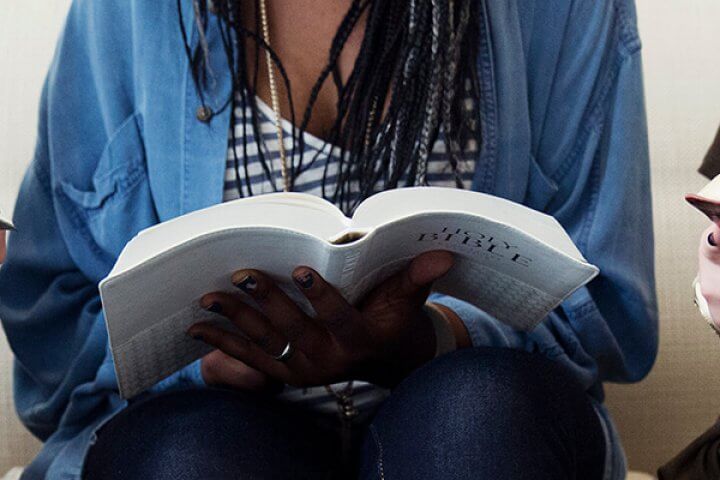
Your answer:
[246,0,367,139]
[189,251,470,389]
[188,1,471,391]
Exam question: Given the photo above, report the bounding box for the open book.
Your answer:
[686,174,720,223]
[100,187,599,398]
[0,207,13,230]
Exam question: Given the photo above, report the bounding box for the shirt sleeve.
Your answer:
[432,47,658,389]
[0,154,206,443]
[0,4,205,445]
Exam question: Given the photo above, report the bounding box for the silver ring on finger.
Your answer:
[273,341,294,363]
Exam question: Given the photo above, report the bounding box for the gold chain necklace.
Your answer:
[258,0,290,192]
[258,0,357,422]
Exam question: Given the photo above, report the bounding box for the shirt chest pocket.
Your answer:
[524,154,559,212]
[56,112,159,273]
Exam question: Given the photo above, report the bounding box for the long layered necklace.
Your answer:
[257,0,359,427]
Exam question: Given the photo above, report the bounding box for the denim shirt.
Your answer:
[0,1,657,478]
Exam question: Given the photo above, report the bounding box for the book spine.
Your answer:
[339,248,362,291]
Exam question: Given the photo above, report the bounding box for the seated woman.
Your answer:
[0,1,657,479]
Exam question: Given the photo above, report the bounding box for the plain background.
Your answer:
[1,0,720,475]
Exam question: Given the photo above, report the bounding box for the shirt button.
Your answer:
[196,105,213,123]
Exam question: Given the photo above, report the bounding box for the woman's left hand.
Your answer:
[187,250,456,388]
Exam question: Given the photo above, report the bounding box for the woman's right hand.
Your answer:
[698,223,720,330]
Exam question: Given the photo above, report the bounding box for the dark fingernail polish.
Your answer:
[205,302,222,314]
[234,275,257,293]
[294,271,314,289]
[710,233,717,247]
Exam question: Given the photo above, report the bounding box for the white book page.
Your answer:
[0,207,12,230]
[344,213,597,330]
[110,193,348,276]
[351,187,585,261]
[697,174,720,200]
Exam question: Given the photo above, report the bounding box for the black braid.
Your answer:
[180,0,482,215]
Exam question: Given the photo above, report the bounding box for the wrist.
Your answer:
[429,302,472,349]
[360,304,470,388]
[361,306,437,388]
[423,303,457,357]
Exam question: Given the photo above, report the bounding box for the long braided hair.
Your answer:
[179,0,482,214]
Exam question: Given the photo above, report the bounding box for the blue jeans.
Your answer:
[82,348,605,479]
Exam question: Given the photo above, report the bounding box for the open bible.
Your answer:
[686,174,720,223]
[99,187,599,398]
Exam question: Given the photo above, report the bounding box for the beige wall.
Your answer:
[0,2,73,211]
[1,0,720,474]
[605,0,720,474]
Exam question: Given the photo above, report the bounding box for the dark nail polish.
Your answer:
[205,302,222,314]
[234,275,258,293]
[710,233,717,247]
[294,272,314,289]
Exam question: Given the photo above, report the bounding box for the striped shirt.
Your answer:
[223,94,477,416]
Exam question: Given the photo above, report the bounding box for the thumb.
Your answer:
[395,250,454,298]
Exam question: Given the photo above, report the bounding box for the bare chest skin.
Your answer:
[241,0,367,140]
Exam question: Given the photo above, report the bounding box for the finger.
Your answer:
[231,269,320,345]
[390,250,454,299]
[201,350,283,393]
[292,267,363,340]
[188,322,309,384]
[199,292,288,357]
